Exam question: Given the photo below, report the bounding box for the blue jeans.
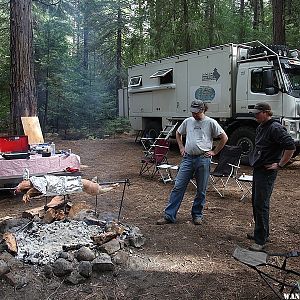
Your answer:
[252,167,278,245]
[164,154,211,222]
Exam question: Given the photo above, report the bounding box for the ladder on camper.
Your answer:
[141,121,178,154]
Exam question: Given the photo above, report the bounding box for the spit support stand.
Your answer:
[94,179,130,221]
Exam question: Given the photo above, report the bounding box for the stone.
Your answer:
[65,270,87,285]
[78,261,92,278]
[99,239,120,255]
[128,234,146,248]
[42,264,53,279]
[75,246,95,262]
[112,250,129,265]
[92,253,114,272]
[52,258,74,277]
[2,273,28,289]
[59,251,75,262]
[0,259,10,276]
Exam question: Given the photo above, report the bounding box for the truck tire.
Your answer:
[144,122,162,139]
[228,127,256,165]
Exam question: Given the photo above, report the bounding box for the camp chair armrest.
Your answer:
[152,145,169,149]
[141,138,153,141]
[228,163,240,168]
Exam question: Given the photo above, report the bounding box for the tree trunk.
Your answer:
[10,0,37,135]
[182,0,191,51]
[272,0,285,44]
[252,0,259,30]
[239,0,245,42]
[116,4,122,116]
[205,0,215,47]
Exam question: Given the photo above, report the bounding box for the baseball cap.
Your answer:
[251,102,272,114]
[190,100,205,113]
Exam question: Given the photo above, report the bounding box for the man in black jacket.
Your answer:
[249,102,295,251]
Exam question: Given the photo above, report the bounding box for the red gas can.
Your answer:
[0,136,29,153]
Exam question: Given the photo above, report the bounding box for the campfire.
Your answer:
[0,177,145,286]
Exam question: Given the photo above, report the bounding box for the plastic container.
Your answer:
[50,142,56,156]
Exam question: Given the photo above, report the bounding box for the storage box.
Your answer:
[0,136,29,153]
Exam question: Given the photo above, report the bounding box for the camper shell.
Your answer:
[120,41,300,161]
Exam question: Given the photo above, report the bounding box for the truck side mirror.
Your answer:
[263,69,273,88]
[265,87,276,95]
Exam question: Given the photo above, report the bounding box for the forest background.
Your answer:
[0,0,299,138]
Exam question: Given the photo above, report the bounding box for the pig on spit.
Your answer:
[16,175,118,203]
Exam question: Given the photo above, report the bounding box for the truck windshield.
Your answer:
[283,61,300,97]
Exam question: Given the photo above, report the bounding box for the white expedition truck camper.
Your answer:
[120,41,300,163]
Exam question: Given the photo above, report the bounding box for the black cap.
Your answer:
[251,102,272,114]
[190,100,205,113]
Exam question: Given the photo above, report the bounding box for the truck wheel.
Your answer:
[228,127,256,165]
[144,122,162,139]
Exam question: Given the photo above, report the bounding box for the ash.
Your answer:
[15,220,103,265]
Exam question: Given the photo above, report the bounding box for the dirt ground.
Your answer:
[0,135,299,300]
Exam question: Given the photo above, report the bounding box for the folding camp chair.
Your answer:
[237,173,253,202]
[139,139,170,178]
[209,145,243,197]
[233,246,300,299]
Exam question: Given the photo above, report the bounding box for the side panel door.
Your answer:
[175,60,188,115]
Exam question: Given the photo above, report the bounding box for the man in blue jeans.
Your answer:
[249,102,295,251]
[157,100,228,225]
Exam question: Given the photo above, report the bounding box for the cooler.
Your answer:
[0,136,29,153]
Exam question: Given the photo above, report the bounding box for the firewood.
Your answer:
[91,231,117,245]
[2,232,18,256]
[46,196,64,209]
[22,206,45,219]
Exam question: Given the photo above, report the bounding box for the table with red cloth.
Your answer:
[0,153,80,187]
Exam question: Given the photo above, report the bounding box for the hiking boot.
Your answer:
[249,243,265,252]
[156,218,173,225]
[246,233,270,243]
[193,217,203,225]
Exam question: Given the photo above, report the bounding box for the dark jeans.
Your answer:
[164,154,211,223]
[252,167,278,245]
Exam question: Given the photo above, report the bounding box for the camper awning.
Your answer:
[150,68,172,78]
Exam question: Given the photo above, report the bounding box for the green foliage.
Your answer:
[1,0,300,136]
[104,117,131,135]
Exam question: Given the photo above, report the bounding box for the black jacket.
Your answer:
[249,119,296,168]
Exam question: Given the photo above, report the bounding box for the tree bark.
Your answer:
[239,0,245,42]
[116,4,122,115]
[272,0,285,44]
[10,0,37,135]
[182,0,191,51]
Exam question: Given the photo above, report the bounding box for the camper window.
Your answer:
[150,68,173,84]
[129,76,142,87]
